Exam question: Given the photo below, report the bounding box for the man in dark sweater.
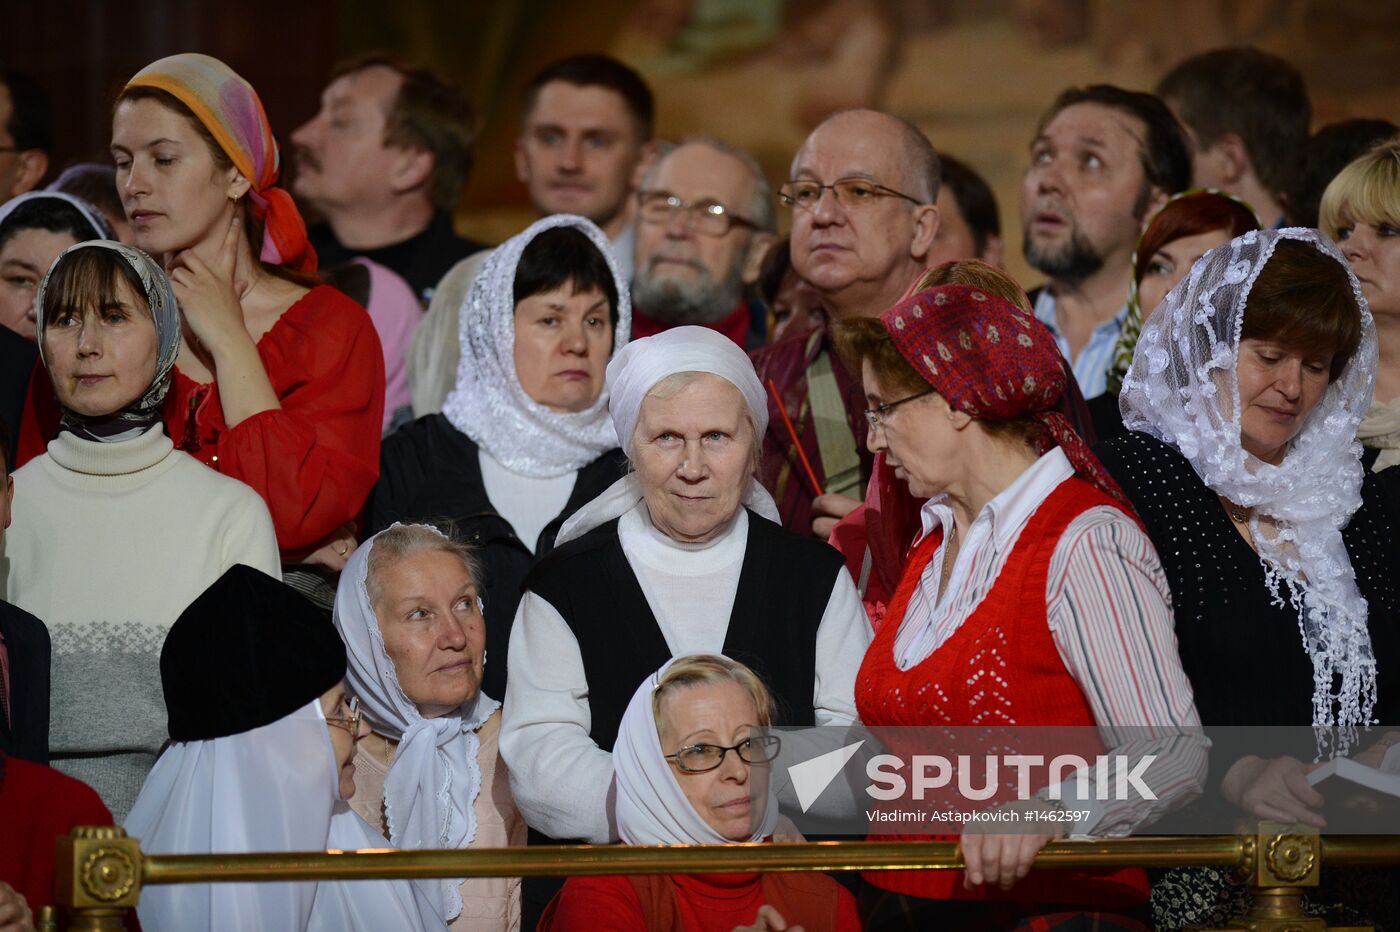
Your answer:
[291,52,486,304]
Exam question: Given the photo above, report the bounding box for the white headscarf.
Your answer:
[557,325,779,544]
[615,657,780,846]
[332,524,499,923]
[0,189,113,243]
[1120,228,1378,731]
[440,214,631,477]
[124,700,446,932]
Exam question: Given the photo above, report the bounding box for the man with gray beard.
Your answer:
[629,138,775,347]
[1020,84,1191,398]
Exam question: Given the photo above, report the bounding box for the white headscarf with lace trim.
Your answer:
[1120,228,1378,734]
[440,214,631,477]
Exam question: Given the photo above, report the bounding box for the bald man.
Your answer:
[752,109,940,537]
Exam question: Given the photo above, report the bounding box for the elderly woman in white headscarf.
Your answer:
[501,325,871,847]
[1098,228,1400,833]
[367,215,630,705]
[333,522,526,932]
[126,565,446,932]
[539,655,860,932]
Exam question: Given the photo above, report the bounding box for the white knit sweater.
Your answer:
[0,427,281,819]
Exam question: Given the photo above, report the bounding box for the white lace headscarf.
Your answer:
[1120,227,1378,732]
[440,214,631,477]
[332,524,500,923]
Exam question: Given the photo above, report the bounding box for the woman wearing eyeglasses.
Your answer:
[125,565,448,931]
[836,277,1200,930]
[333,523,525,932]
[540,654,860,931]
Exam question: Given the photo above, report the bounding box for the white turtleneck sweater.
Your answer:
[0,427,280,819]
[501,501,870,843]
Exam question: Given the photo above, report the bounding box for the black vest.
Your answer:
[523,509,846,752]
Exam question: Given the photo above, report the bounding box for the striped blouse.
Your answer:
[894,447,1204,834]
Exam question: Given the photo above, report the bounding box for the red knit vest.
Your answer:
[854,477,1148,906]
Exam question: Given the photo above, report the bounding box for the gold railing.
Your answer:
[46,826,1400,931]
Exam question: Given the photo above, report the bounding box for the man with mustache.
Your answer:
[630,138,776,348]
[753,109,941,537]
[291,53,485,304]
[516,54,655,281]
[1020,85,1191,399]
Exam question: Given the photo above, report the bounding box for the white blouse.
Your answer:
[478,449,576,552]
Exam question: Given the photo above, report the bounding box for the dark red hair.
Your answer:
[1134,191,1260,287]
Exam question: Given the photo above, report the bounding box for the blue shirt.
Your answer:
[1033,289,1129,399]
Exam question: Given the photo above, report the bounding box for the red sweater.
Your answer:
[543,872,860,932]
[855,477,1147,907]
[630,301,752,348]
[18,286,383,559]
[0,754,114,917]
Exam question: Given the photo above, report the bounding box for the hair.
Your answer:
[365,524,484,609]
[938,155,1001,256]
[1036,85,1193,203]
[50,163,125,228]
[1242,239,1362,382]
[1133,191,1261,287]
[114,86,305,281]
[330,52,478,211]
[40,245,148,329]
[641,136,776,234]
[651,655,774,745]
[513,227,620,327]
[1157,47,1309,198]
[0,197,107,253]
[1319,136,1400,240]
[834,260,1041,449]
[1290,121,1398,228]
[642,371,762,477]
[0,69,52,153]
[521,54,654,141]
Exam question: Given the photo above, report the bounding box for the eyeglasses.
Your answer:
[665,734,783,773]
[637,190,758,237]
[864,389,933,431]
[326,696,363,736]
[779,178,924,212]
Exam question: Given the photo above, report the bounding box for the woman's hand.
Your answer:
[168,215,253,357]
[300,522,359,572]
[770,814,806,844]
[0,882,35,932]
[811,492,860,539]
[733,905,803,932]
[1221,755,1326,828]
[958,829,1059,891]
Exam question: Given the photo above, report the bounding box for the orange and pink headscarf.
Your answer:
[124,53,317,274]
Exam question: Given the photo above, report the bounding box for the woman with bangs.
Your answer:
[1098,229,1400,851]
[1,241,278,819]
[1320,136,1400,475]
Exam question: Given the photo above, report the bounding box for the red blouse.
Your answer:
[543,871,860,932]
[163,286,383,557]
[17,285,384,558]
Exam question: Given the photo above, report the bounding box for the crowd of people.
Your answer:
[0,39,1398,932]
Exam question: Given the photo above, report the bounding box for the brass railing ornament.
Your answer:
[49,826,1397,931]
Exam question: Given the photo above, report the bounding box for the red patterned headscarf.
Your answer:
[125,54,317,274]
[881,283,1135,511]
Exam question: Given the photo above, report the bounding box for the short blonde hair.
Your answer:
[652,655,774,746]
[1319,136,1400,239]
